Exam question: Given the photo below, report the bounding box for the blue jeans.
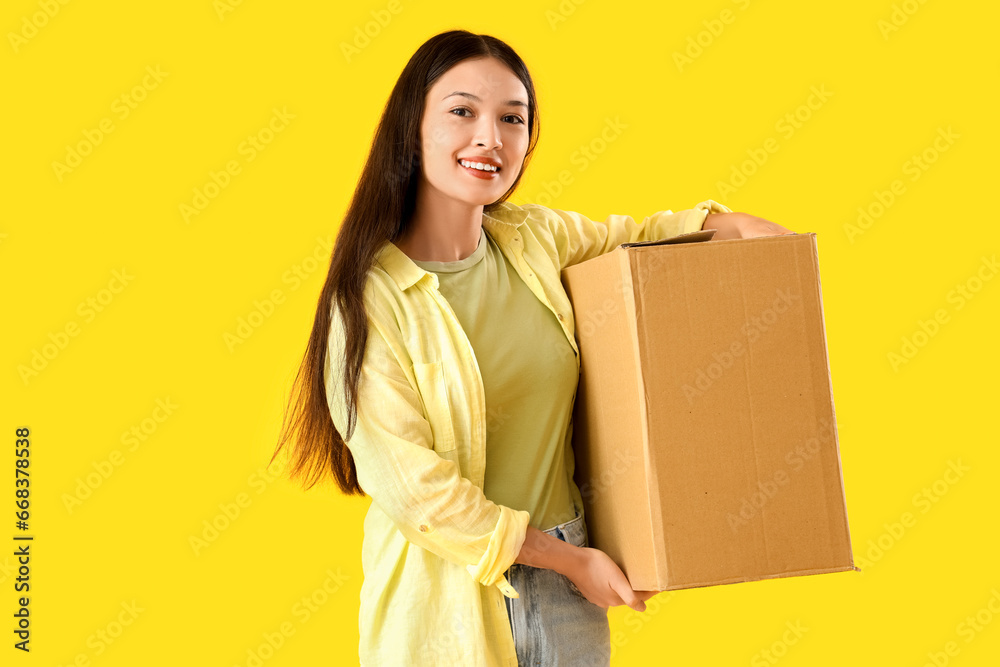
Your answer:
[503,513,611,666]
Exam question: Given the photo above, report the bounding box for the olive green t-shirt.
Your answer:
[411,226,578,531]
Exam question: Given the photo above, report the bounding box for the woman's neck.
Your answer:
[395,188,485,262]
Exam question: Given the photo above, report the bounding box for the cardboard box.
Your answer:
[561,230,855,591]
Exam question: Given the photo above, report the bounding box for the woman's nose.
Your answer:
[475,118,502,149]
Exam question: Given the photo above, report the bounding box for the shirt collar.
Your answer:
[374,202,530,291]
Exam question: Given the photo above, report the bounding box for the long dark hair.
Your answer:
[270,30,541,495]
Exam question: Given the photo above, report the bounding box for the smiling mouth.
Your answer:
[457,159,500,173]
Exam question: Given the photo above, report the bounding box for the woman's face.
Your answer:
[418,56,530,209]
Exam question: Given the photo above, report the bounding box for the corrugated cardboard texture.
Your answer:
[563,233,854,591]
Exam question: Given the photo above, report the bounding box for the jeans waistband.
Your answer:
[542,512,585,547]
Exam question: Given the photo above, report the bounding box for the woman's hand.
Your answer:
[563,546,650,612]
[515,525,656,612]
[702,212,794,240]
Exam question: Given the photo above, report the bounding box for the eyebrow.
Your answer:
[443,91,528,109]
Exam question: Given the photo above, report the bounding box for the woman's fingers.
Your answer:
[615,575,646,611]
[635,589,659,603]
[567,547,654,611]
[602,555,647,612]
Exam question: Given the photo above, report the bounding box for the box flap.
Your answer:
[620,228,717,248]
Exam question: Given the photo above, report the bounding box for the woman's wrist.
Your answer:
[702,211,793,239]
[702,211,747,240]
[514,525,585,576]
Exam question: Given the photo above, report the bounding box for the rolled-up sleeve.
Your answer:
[541,199,732,269]
[325,300,530,597]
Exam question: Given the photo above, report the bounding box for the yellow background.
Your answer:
[3,0,998,664]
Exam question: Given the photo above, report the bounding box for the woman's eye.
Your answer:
[449,108,524,125]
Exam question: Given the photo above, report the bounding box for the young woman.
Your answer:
[272,29,791,666]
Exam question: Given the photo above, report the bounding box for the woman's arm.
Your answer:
[326,301,530,597]
[702,211,794,239]
[536,199,733,269]
[515,525,652,612]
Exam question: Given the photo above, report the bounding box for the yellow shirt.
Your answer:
[325,198,732,666]
[410,226,579,531]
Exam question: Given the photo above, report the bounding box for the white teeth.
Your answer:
[460,159,498,172]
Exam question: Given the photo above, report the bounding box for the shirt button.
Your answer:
[558,313,565,321]
[419,524,429,532]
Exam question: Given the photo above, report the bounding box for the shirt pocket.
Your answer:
[410,361,457,455]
